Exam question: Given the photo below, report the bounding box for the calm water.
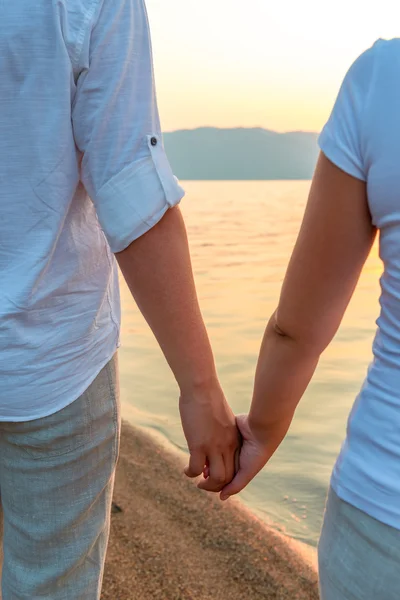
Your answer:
[118,181,382,547]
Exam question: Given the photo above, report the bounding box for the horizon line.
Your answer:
[164,126,319,136]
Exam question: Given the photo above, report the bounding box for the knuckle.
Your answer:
[229,439,238,451]
[189,464,202,475]
[223,432,238,449]
[208,484,222,493]
[213,474,225,485]
[231,430,240,444]
[213,444,223,455]
[193,443,207,455]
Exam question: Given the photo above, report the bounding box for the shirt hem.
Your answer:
[331,476,400,532]
[0,340,120,423]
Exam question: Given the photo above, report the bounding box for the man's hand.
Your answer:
[180,380,239,492]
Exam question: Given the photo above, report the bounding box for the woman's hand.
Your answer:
[219,414,291,501]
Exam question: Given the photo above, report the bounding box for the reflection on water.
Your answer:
[119,181,381,546]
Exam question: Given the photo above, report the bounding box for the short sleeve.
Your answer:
[72,0,184,253]
[318,44,378,182]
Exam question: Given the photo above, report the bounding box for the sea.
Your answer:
[118,180,382,547]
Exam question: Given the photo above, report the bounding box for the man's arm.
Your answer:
[117,207,239,491]
[72,0,239,492]
[117,207,216,394]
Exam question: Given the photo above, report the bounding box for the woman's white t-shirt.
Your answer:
[319,38,400,529]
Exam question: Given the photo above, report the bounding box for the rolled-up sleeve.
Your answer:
[72,0,184,253]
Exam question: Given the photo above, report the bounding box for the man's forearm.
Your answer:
[116,207,217,394]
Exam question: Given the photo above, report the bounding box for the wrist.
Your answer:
[247,411,293,445]
[178,370,220,400]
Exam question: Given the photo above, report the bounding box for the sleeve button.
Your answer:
[150,136,158,146]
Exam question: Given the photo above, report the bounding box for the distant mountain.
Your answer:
[163,127,319,180]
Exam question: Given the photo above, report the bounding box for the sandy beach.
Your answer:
[102,422,319,600]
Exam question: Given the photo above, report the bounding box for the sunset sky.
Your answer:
[146,0,399,133]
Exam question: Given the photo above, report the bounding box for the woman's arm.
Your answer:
[221,152,376,500]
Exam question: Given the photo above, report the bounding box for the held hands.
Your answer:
[220,414,292,501]
[181,384,291,497]
[180,380,240,492]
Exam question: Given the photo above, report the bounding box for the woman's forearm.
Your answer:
[220,312,322,500]
[248,313,320,443]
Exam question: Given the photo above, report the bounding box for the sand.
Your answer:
[101,422,319,600]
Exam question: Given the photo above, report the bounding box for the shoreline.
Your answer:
[120,401,320,555]
[124,414,318,565]
[102,421,319,599]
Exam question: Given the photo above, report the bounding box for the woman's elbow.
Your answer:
[271,311,334,356]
